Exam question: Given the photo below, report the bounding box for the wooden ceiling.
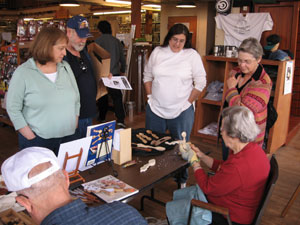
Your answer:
[0,0,215,10]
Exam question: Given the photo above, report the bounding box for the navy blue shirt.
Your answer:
[42,199,147,225]
[64,49,97,119]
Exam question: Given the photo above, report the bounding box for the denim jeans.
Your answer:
[145,104,194,141]
[145,104,194,183]
[18,132,78,156]
[76,117,93,139]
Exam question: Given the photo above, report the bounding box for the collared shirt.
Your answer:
[42,199,147,225]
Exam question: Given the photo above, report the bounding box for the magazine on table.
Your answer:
[81,175,139,203]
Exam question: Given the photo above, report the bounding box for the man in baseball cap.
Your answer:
[65,15,98,139]
[66,15,92,38]
[1,147,147,225]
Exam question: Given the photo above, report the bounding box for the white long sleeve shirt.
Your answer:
[143,46,206,119]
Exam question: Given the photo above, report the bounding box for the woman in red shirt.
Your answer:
[192,106,270,225]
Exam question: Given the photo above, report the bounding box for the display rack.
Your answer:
[193,55,294,154]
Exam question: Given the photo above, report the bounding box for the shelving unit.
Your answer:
[193,55,294,154]
[0,41,30,126]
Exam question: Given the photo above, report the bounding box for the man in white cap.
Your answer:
[64,15,97,138]
[1,147,147,225]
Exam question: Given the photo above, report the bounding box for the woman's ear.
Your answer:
[16,195,33,213]
[257,56,262,64]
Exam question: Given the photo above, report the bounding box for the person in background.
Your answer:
[180,106,270,225]
[6,27,80,155]
[143,23,206,188]
[65,15,97,138]
[263,34,293,61]
[222,37,272,160]
[1,147,148,225]
[95,20,126,128]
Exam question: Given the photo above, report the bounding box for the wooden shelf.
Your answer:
[193,56,294,154]
[201,99,222,106]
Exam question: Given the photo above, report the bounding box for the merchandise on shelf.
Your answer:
[0,43,18,97]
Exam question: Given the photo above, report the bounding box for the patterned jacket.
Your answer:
[224,65,272,146]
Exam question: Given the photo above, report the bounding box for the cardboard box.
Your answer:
[112,128,132,165]
[88,42,111,100]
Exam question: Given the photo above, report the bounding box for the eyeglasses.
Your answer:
[237,58,256,65]
[171,36,186,44]
[79,58,87,72]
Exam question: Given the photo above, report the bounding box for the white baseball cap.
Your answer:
[1,147,60,192]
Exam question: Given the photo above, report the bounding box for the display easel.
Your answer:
[63,148,86,184]
[98,126,118,177]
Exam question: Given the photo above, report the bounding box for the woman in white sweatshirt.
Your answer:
[143,23,206,141]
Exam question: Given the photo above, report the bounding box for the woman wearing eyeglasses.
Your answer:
[221,37,272,160]
[143,23,206,186]
[6,27,80,155]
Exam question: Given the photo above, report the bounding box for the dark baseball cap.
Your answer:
[67,15,92,38]
[264,34,281,51]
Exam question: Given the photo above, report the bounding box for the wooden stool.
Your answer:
[281,182,300,217]
[62,148,86,185]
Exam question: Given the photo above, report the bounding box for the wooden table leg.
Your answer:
[281,183,300,217]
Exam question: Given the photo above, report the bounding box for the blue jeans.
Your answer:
[76,117,93,139]
[18,132,78,156]
[145,104,194,183]
[145,104,194,141]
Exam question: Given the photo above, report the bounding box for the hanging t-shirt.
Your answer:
[215,13,273,47]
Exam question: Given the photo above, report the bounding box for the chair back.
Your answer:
[252,155,279,225]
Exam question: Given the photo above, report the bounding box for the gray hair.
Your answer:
[222,106,260,143]
[238,37,263,60]
[17,162,66,198]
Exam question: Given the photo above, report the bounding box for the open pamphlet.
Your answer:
[81,175,138,203]
[102,76,132,90]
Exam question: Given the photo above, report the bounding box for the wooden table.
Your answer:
[79,146,189,208]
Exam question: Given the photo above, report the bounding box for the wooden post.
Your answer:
[131,0,141,38]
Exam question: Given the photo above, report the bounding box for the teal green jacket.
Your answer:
[7,58,80,139]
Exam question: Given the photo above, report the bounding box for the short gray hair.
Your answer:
[238,37,263,60]
[17,162,66,198]
[222,106,260,143]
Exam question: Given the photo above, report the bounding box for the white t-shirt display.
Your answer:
[215,13,273,47]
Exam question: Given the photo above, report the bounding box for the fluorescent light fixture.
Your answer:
[143,4,161,8]
[94,9,145,15]
[93,10,131,15]
[105,0,131,5]
[59,0,80,7]
[176,2,196,8]
[24,18,34,21]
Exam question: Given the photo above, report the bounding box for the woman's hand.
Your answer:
[190,144,205,159]
[227,70,241,89]
[18,126,36,140]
